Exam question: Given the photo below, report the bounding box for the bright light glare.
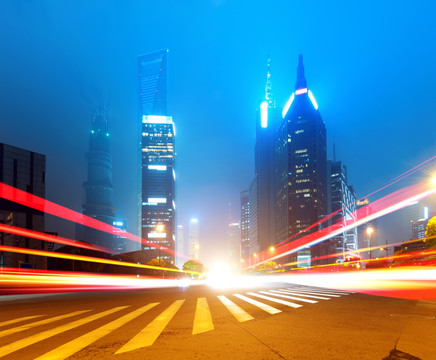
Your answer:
[260,100,268,128]
[282,92,295,118]
[308,90,318,110]
[295,88,308,95]
[432,175,436,187]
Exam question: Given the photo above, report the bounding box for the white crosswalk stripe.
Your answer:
[261,290,318,303]
[247,292,302,308]
[233,293,282,314]
[0,286,350,356]
[278,289,332,299]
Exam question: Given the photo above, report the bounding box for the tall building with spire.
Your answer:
[80,112,116,250]
[275,55,327,266]
[138,49,176,265]
[249,56,281,259]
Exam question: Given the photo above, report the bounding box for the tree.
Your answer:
[147,258,167,268]
[257,261,277,272]
[425,216,436,249]
[183,260,204,277]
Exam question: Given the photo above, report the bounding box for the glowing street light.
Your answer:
[269,246,275,253]
[156,224,164,233]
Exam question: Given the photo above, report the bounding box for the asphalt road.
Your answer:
[0,281,434,360]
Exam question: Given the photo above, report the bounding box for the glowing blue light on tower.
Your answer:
[308,90,318,110]
[282,92,295,118]
[260,101,268,128]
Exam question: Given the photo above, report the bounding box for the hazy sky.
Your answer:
[1,0,435,265]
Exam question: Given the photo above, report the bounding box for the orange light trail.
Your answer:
[251,179,436,267]
[0,223,113,254]
[0,182,187,259]
[0,245,198,275]
[271,156,436,250]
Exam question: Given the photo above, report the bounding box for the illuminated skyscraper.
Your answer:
[139,50,175,264]
[240,190,250,261]
[228,222,241,271]
[80,112,116,250]
[275,55,327,265]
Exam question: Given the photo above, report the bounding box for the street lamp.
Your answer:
[269,246,275,253]
[156,224,165,259]
[367,226,374,260]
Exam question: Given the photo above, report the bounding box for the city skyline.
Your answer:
[1,1,435,266]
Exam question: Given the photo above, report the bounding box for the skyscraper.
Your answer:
[240,190,250,261]
[138,49,168,116]
[0,143,46,269]
[138,50,176,265]
[188,218,199,260]
[228,222,241,271]
[275,55,327,265]
[327,160,358,263]
[79,112,115,250]
[255,57,281,254]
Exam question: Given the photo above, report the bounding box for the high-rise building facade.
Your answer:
[327,160,358,263]
[240,190,250,261]
[275,55,327,264]
[188,218,199,260]
[79,112,116,250]
[0,143,46,269]
[113,219,127,254]
[255,58,281,254]
[138,50,176,265]
[141,115,176,264]
[228,222,241,271]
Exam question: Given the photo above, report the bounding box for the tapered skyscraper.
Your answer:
[275,55,327,266]
[138,50,175,265]
[80,112,116,250]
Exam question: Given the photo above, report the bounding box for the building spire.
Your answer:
[265,55,275,108]
[295,54,307,90]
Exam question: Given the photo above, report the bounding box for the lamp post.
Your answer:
[156,224,164,260]
[367,226,374,261]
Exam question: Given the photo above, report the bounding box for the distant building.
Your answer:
[228,222,241,271]
[176,224,185,268]
[188,218,199,260]
[0,143,46,269]
[240,190,250,261]
[356,198,377,261]
[275,55,327,265]
[138,50,176,265]
[77,112,116,251]
[411,218,428,239]
[248,177,258,260]
[113,219,127,254]
[327,160,358,263]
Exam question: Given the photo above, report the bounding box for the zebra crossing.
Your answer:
[0,286,351,358]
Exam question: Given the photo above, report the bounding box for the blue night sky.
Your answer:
[1,0,435,265]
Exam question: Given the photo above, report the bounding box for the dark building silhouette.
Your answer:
[77,112,116,251]
[326,160,358,263]
[254,57,281,255]
[138,50,175,265]
[0,143,46,269]
[275,55,327,266]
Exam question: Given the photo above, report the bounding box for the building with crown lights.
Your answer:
[275,55,327,266]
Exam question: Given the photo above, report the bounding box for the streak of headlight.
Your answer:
[274,267,436,300]
[0,245,198,275]
[0,268,201,294]
[0,223,112,253]
[0,182,187,259]
[271,156,436,250]
[252,180,436,267]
